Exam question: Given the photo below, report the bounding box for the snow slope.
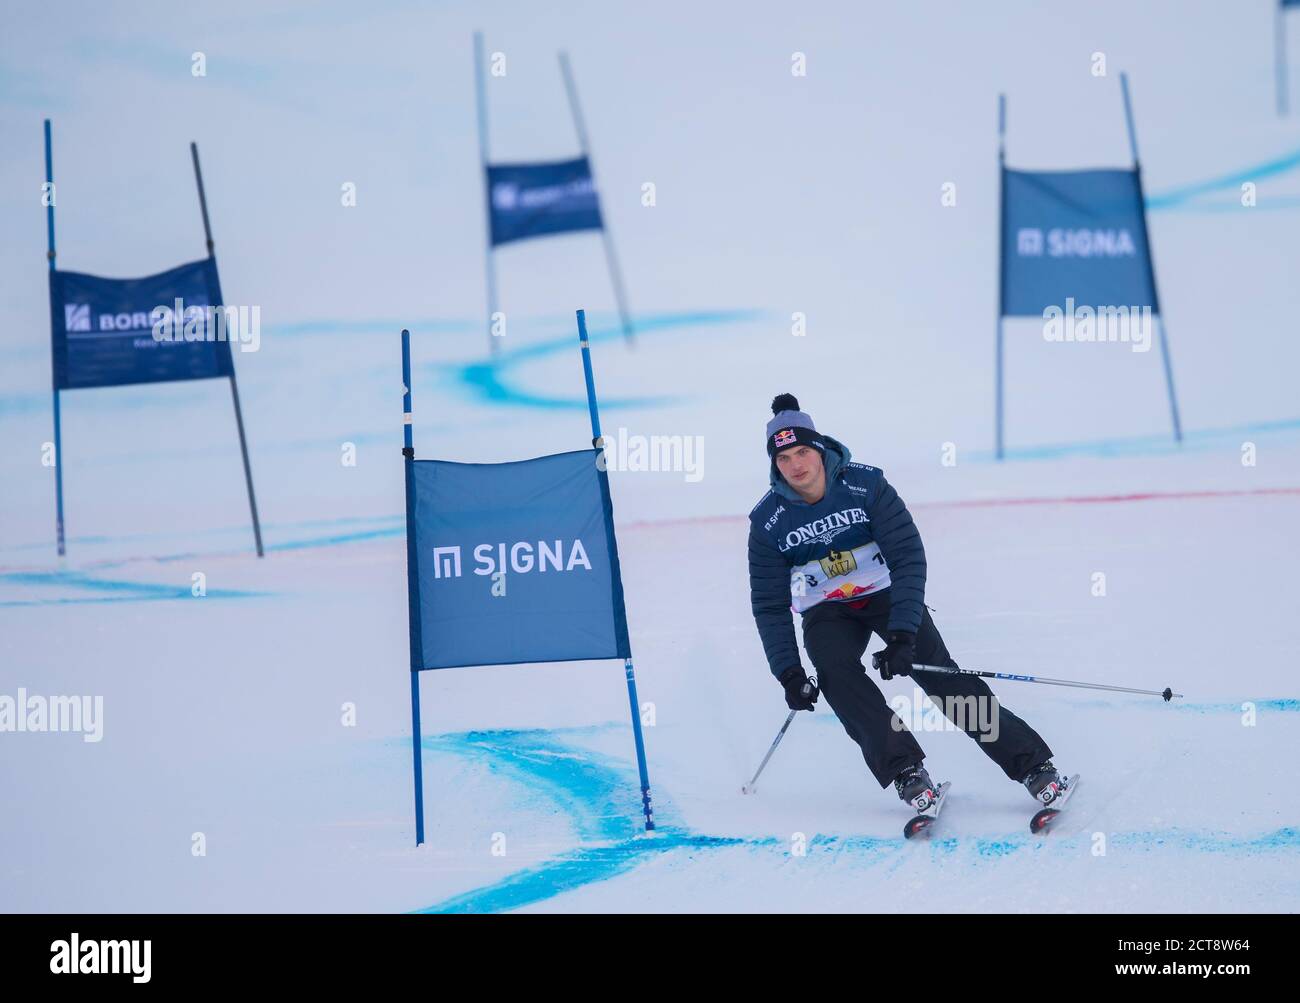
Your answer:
[2,425,1297,912]
[2,1,1299,912]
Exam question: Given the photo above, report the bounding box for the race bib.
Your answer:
[789,541,891,613]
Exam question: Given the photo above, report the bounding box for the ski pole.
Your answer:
[910,663,1180,701]
[742,679,816,794]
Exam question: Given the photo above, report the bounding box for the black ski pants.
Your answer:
[801,594,1053,788]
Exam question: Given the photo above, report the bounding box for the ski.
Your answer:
[1029,773,1081,834]
[903,781,952,839]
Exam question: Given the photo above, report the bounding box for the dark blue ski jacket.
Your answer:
[747,436,927,680]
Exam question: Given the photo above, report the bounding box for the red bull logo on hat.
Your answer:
[773,428,796,448]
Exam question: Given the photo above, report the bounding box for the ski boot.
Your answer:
[893,763,941,813]
[896,763,952,838]
[1021,760,1063,806]
[1024,762,1081,833]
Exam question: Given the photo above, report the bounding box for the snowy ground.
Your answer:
[3,420,1297,912]
[3,2,1300,912]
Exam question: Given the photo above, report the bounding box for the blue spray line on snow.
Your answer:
[0,513,406,563]
[0,569,269,607]
[417,728,688,913]
[416,728,903,913]
[435,309,765,410]
[416,727,1300,913]
[265,524,401,552]
[1067,697,1300,714]
[966,414,1300,463]
[1148,196,1300,213]
[5,303,1298,467]
[1146,144,1300,211]
[0,309,761,419]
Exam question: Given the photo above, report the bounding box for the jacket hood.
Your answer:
[770,434,852,503]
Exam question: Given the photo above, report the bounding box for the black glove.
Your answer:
[872,631,916,681]
[778,666,819,711]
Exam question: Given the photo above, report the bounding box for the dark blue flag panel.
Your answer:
[486,157,604,247]
[49,258,233,390]
[1002,168,1158,317]
[410,448,631,670]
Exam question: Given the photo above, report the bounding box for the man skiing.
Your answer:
[747,394,1064,818]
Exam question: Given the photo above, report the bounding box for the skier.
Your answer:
[748,394,1064,817]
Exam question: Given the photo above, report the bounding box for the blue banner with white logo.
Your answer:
[49,258,233,390]
[486,157,604,247]
[409,448,630,670]
[1001,168,1158,317]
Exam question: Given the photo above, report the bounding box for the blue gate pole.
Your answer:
[473,32,501,356]
[402,329,427,846]
[1279,2,1290,117]
[44,119,65,556]
[52,392,64,556]
[560,55,635,345]
[191,141,265,555]
[995,95,1006,461]
[1121,73,1183,444]
[575,308,654,831]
